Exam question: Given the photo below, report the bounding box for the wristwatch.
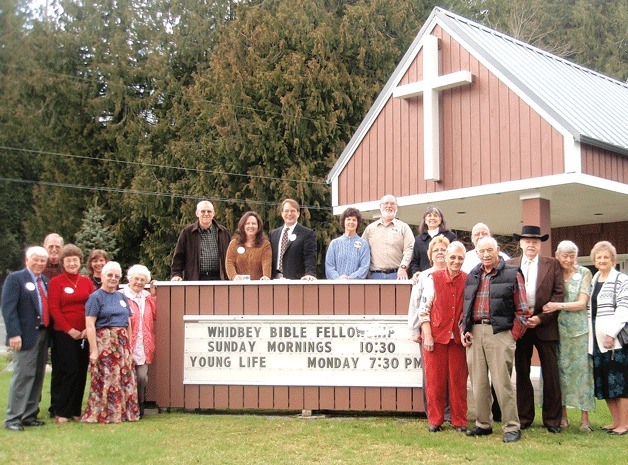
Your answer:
[400,264,407,269]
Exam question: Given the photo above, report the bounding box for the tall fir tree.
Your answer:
[74,204,119,259]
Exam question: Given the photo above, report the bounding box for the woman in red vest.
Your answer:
[418,241,468,432]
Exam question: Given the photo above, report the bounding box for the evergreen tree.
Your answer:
[173,0,436,274]
[0,0,42,275]
[74,204,119,258]
[2,0,624,279]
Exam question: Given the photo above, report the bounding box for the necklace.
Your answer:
[64,273,80,289]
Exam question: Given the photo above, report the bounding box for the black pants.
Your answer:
[51,330,89,418]
[515,329,562,427]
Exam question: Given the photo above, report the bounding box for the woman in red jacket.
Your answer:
[48,244,95,423]
[418,241,468,432]
[122,264,156,418]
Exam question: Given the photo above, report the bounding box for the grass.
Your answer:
[0,355,623,464]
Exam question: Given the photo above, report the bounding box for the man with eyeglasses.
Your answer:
[42,233,64,280]
[462,223,510,273]
[171,200,231,281]
[361,194,414,280]
[41,232,63,419]
[270,199,317,280]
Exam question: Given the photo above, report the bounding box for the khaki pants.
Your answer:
[467,324,520,433]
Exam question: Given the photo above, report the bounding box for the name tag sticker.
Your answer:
[120,300,127,308]
[354,242,362,248]
[64,287,75,294]
[25,282,36,291]
[289,234,297,242]
[237,247,245,254]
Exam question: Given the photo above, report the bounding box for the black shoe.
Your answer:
[428,425,442,432]
[5,423,24,431]
[520,423,532,430]
[22,419,45,427]
[503,430,521,443]
[547,426,561,434]
[455,426,468,433]
[466,426,493,437]
[608,430,628,435]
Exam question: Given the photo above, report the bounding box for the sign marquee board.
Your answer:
[184,315,422,387]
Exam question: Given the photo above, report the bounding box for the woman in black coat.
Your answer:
[409,206,456,278]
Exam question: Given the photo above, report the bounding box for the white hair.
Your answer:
[43,233,64,247]
[102,261,122,276]
[447,241,467,255]
[127,264,151,282]
[556,240,578,255]
[471,223,490,235]
[25,246,48,259]
[196,200,214,211]
[476,236,498,250]
[379,194,397,203]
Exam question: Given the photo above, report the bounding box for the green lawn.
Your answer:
[0,355,623,464]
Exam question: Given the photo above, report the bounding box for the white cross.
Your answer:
[392,35,472,181]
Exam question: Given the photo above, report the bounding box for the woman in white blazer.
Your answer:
[588,241,628,435]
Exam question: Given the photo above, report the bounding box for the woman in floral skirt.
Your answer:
[82,261,139,423]
[542,240,595,431]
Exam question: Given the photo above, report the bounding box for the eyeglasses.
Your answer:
[105,274,121,279]
[199,210,214,214]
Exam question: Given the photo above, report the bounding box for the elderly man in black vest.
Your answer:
[460,236,528,443]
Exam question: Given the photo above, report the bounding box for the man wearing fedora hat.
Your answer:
[508,225,564,433]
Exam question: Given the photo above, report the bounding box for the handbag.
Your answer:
[618,323,628,348]
[611,275,628,348]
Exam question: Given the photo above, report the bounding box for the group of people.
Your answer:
[171,199,318,281]
[409,225,627,442]
[169,196,445,283]
[3,196,626,439]
[170,195,626,442]
[2,234,156,431]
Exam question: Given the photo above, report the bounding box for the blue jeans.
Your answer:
[369,271,398,280]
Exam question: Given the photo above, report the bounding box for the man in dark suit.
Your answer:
[270,199,317,280]
[2,246,51,431]
[508,225,564,433]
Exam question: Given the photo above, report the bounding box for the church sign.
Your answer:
[184,315,422,387]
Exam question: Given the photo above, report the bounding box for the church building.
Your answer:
[327,7,627,264]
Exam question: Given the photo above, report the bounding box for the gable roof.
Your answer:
[328,7,628,184]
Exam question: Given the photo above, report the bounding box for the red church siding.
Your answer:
[337,26,565,206]
[582,144,627,184]
[552,221,627,256]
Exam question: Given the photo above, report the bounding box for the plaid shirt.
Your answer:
[199,224,220,273]
[472,265,527,321]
